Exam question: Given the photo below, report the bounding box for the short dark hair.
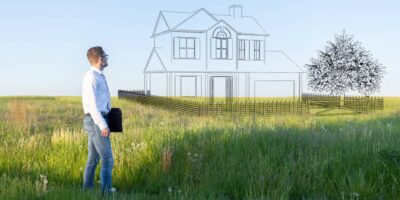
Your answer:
[87,46,105,65]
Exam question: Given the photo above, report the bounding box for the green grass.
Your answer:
[0,96,400,199]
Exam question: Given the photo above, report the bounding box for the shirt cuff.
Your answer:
[98,121,108,130]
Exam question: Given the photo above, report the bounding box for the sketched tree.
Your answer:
[306,30,385,96]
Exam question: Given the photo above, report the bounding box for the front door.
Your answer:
[209,76,233,104]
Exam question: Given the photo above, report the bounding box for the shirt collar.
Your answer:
[90,67,103,75]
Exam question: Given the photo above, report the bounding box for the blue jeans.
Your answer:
[82,114,114,193]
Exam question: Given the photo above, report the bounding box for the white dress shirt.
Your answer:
[82,67,111,130]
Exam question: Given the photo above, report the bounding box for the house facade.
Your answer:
[144,5,304,100]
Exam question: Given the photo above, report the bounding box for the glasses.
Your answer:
[102,54,109,59]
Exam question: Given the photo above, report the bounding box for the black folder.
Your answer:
[107,108,123,132]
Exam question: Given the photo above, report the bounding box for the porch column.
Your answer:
[245,73,250,98]
[298,72,302,100]
[144,72,147,94]
[166,73,168,97]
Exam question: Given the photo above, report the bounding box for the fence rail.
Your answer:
[301,93,384,112]
[119,90,310,116]
[118,89,151,96]
[302,93,341,108]
[343,96,384,112]
[119,90,383,116]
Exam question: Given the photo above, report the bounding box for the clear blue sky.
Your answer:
[0,0,399,96]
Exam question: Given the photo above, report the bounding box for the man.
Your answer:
[82,46,115,194]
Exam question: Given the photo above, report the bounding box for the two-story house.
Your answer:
[143,5,304,100]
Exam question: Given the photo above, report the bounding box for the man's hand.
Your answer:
[101,127,110,137]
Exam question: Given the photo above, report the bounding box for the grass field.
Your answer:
[1,96,400,199]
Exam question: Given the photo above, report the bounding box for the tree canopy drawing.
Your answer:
[306,30,385,96]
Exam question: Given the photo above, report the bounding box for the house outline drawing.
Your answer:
[143,5,304,100]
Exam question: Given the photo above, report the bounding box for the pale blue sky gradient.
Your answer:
[0,0,399,96]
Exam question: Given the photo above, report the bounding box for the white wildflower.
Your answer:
[351,192,359,199]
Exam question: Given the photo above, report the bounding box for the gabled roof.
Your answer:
[173,9,218,31]
[262,50,304,73]
[213,14,267,36]
[152,12,170,36]
[152,7,269,37]
[143,48,167,73]
[161,11,193,29]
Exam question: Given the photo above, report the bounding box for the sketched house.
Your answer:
[143,5,304,100]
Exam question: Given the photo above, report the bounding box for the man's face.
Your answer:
[100,54,109,68]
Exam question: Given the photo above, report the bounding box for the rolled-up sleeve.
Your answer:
[85,75,108,130]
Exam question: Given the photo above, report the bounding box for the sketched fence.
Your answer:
[343,96,384,112]
[301,93,384,112]
[119,89,151,96]
[118,90,309,116]
[301,93,341,108]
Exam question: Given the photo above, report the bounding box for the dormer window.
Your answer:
[212,27,231,60]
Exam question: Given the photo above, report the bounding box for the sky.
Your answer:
[0,0,399,96]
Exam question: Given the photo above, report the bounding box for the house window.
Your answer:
[176,37,196,59]
[216,38,228,59]
[212,27,231,59]
[238,40,246,60]
[254,40,261,60]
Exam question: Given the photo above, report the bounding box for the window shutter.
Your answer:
[195,38,200,59]
[210,38,216,59]
[244,40,249,60]
[173,37,179,59]
[228,39,233,59]
[260,40,265,60]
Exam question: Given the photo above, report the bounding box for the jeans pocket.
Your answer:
[83,117,94,135]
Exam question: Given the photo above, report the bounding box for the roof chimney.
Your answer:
[229,5,243,19]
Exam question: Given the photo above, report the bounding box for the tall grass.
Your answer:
[0,96,399,199]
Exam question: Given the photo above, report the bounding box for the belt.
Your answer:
[84,112,109,117]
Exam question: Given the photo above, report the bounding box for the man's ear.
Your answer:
[97,57,102,65]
